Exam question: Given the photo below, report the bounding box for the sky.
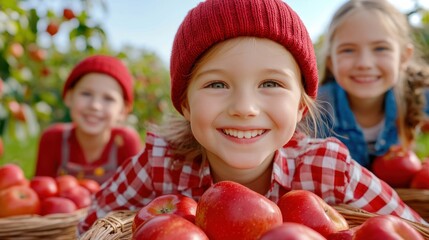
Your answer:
[90,0,429,65]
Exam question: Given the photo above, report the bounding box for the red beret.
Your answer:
[170,0,318,115]
[62,55,134,107]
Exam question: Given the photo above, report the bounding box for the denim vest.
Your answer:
[317,82,400,169]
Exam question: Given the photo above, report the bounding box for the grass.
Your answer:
[0,136,38,179]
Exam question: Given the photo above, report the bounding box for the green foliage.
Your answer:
[0,0,172,171]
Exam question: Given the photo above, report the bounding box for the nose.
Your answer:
[355,49,373,69]
[227,89,259,118]
[88,96,102,110]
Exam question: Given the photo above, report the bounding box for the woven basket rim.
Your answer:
[333,204,429,238]
[82,206,429,240]
[0,208,87,238]
[80,210,136,240]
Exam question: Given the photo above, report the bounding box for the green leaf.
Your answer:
[27,8,39,34]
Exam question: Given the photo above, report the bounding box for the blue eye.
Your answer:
[339,48,354,54]
[261,81,280,88]
[80,91,92,97]
[207,82,226,89]
[104,96,115,102]
[375,46,389,52]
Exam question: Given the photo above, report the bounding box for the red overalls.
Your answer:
[57,127,118,184]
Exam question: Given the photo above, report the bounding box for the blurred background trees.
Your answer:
[0,0,428,177]
[0,0,171,175]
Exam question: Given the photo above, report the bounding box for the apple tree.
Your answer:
[0,0,171,171]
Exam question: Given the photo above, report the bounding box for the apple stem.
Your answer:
[160,208,171,214]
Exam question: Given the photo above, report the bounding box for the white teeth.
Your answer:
[223,129,264,139]
[354,76,377,82]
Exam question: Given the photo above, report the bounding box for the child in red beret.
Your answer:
[35,55,142,184]
[79,0,426,233]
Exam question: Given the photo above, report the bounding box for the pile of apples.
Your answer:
[371,145,429,189]
[130,181,424,240]
[0,163,100,218]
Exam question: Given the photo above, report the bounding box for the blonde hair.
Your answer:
[155,37,324,160]
[319,0,429,148]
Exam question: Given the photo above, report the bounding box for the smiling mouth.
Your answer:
[222,129,265,139]
[352,76,379,83]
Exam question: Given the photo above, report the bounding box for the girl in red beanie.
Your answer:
[79,0,426,234]
[35,55,142,184]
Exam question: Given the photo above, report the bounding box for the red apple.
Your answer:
[30,176,58,200]
[277,190,349,238]
[195,181,283,240]
[0,185,41,217]
[78,178,101,194]
[132,194,197,232]
[353,215,424,240]
[8,42,24,58]
[132,214,208,240]
[410,167,429,189]
[259,222,326,240]
[41,67,51,77]
[63,8,75,20]
[371,145,422,188]
[59,185,91,209]
[41,196,77,215]
[420,120,429,133]
[28,44,46,62]
[327,228,355,240]
[46,22,59,36]
[7,101,26,122]
[56,174,79,194]
[0,163,26,190]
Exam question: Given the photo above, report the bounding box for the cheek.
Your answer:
[270,96,302,127]
[188,100,214,126]
[331,59,351,83]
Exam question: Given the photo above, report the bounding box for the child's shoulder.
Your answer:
[112,125,141,138]
[284,132,351,161]
[144,131,168,147]
[318,82,339,101]
[42,123,74,135]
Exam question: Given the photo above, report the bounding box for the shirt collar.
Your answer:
[177,157,212,191]
[334,83,396,129]
[176,147,294,192]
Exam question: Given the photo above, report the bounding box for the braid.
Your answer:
[399,66,429,148]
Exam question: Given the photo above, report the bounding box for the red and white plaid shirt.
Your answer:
[79,131,426,233]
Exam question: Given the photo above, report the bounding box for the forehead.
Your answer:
[194,37,301,76]
[75,73,123,93]
[332,10,397,44]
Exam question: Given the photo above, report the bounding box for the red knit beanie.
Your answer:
[170,0,318,115]
[62,55,134,107]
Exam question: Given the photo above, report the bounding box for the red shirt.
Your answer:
[35,123,142,183]
[78,131,426,233]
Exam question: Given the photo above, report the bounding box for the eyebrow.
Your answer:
[195,67,297,79]
[193,69,223,79]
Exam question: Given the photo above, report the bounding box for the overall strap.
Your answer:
[105,137,119,170]
[60,125,73,171]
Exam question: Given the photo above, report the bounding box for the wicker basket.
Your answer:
[395,188,429,222]
[81,206,429,240]
[79,210,135,240]
[0,208,87,240]
[333,204,429,239]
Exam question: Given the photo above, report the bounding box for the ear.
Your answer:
[117,105,130,122]
[181,101,191,121]
[400,43,414,70]
[296,101,305,123]
[64,91,73,107]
